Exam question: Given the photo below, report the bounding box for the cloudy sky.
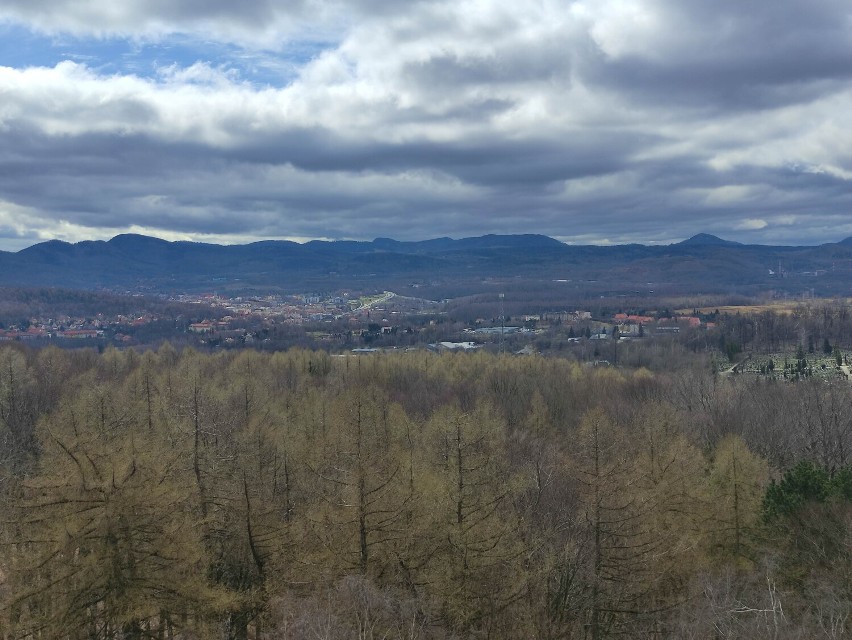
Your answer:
[1,0,852,250]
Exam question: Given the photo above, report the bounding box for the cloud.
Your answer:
[734,218,769,231]
[1,0,852,248]
[0,0,334,47]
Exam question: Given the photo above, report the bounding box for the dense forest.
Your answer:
[0,344,849,639]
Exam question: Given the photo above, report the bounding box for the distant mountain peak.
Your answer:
[1,231,849,294]
[371,237,402,248]
[108,233,171,246]
[17,238,73,255]
[458,234,565,248]
[678,233,742,247]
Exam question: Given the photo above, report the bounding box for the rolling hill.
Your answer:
[1,233,851,297]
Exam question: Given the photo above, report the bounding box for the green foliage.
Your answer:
[833,465,852,500]
[725,340,741,362]
[763,460,851,521]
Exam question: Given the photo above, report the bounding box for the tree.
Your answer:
[566,405,709,638]
[570,408,654,638]
[706,435,769,566]
[423,401,527,634]
[761,460,851,629]
[4,388,223,639]
[0,348,38,469]
[762,460,842,521]
[306,386,415,580]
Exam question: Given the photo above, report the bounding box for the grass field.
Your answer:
[677,300,852,316]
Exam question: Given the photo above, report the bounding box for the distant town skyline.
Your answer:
[2,1,852,251]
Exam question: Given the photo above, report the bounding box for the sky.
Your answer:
[2,1,852,251]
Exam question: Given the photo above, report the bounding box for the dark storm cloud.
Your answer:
[219,128,655,188]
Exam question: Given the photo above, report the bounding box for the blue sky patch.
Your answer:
[0,22,329,86]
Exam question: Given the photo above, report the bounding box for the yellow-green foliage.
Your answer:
[0,345,844,639]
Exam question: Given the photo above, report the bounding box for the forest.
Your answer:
[0,343,849,639]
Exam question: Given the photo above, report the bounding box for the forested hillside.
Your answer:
[0,345,849,639]
[5,233,852,297]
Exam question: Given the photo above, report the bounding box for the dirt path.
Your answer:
[720,353,751,376]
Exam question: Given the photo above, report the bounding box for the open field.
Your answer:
[679,299,852,315]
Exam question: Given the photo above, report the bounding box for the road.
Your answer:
[354,291,395,312]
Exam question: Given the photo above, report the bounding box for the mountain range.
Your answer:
[1,233,851,297]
